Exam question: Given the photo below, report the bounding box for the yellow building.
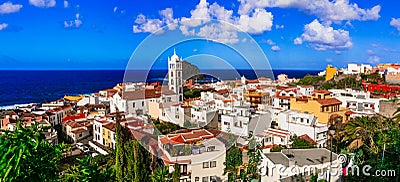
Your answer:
[290,90,348,124]
[102,122,116,149]
[325,65,337,81]
[243,89,270,107]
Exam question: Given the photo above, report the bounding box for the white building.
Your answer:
[221,104,272,138]
[297,85,314,96]
[272,96,291,110]
[276,110,328,148]
[345,63,372,74]
[158,129,226,182]
[168,49,184,103]
[259,149,340,182]
[110,86,177,117]
[329,89,385,115]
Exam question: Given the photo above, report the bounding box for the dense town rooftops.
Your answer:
[159,129,214,145]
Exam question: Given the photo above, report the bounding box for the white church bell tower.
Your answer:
[168,49,183,102]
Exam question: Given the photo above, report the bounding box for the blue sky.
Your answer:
[0,0,399,70]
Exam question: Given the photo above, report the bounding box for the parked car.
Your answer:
[76,143,84,150]
[91,152,99,157]
[82,146,90,153]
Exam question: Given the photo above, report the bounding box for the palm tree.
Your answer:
[151,166,171,182]
[341,116,380,154]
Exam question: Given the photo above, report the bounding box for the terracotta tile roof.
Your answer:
[246,79,259,84]
[314,90,332,95]
[67,121,83,128]
[62,113,86,122]
[103,88,118,92]
[160,129,214,144]
[217,89,229,94]
[258,77,270,81]
[315,98,342,106]
[299,134,317,145]
[71,128,88,134]
[345,110,356,115]
[103,122,116,132]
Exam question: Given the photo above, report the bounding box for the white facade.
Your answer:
[272,96,291,110]
[259,149,340,182]
[346,63,372,74]
[168,49,183,102]
[277,110,328,148]
[297,85,314,96]
[221,105,272,138]
[329,89,385,114]
[158,130,227,181]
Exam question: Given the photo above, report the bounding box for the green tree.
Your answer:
[340,116,380,154]
[224,146,243,182]
[63,156,115,182]
[171,163,180,182]
[290,135,316,149]
[247,133,262,181]
[151,166,171,182]
[115,110,126,182]
[0,121,66,182]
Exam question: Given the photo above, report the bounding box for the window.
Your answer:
[210,161,216,168]
[132,102,135,108]
[203,162,209,168]
[207,146,216,152]
[202,177,208,182]
[171,71,173,77]
[210,176,218,181]
[195,177,199,182]
[142,101,144,107]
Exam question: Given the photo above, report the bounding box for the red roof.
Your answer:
[246,79,259,84]
[62,113,86,122]
[314,90,332,95]
[299,134,317,145]
[345,110,356,115]
[160,129,214,144]
[103,122,116,132]
[72,128,87,134]
[315,98,342,106]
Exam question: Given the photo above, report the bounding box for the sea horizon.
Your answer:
[0,69,321,108]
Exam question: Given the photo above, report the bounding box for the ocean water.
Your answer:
[0,69,319,107]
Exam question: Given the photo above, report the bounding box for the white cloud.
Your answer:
[366,50,375,55]
[271,45,280,51]
[265,39,275,45]
[64,0,68,8]
[132,0,274,43]
[294,37,303,45]
[295,19,352,51]
[113,6,118,13]
[160,8,179,30]
[0,2,22,14]
[29,0,56,8]
[368,56,380,64]
[390,18,400,32]
[64,13,82,28]
[196,23,239,44]
[0,23,8,30]
[238,0,380,23]
[275,24,284,29]
[237,8,273,34]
